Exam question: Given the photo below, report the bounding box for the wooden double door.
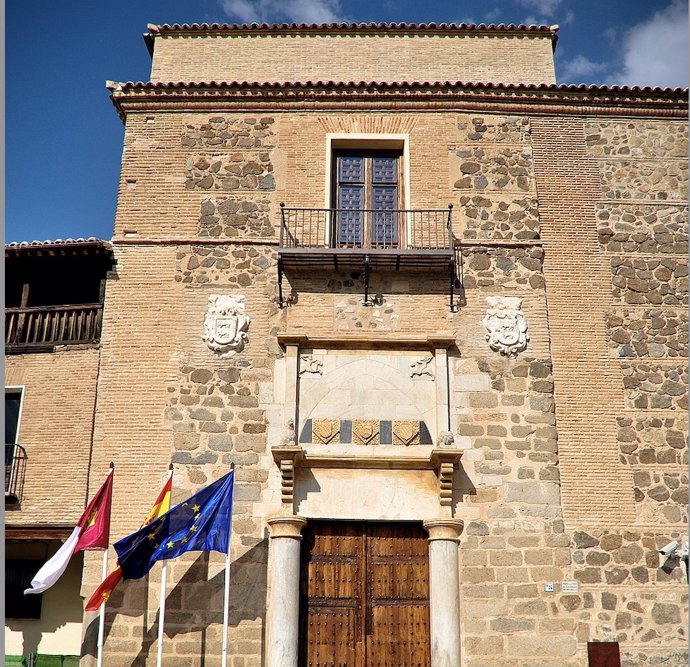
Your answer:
[299,521,431,667]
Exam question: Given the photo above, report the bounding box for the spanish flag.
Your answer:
[85,469,173,611]
[25,466,114,595]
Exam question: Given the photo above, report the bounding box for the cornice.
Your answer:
[107,80,688,122]
[147,21,559,36]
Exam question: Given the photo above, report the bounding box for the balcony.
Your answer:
[278,206,456,306]
[6,303,104,354]
[5,443,27,503]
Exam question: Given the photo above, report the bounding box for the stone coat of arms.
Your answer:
[482,296,529,357]
[202,295,250,357]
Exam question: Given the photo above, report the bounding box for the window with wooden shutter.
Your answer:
[333,151,403,249]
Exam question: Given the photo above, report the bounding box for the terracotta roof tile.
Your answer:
[146,22,559,35]
[6,237,111,250]
[108,80,688,95]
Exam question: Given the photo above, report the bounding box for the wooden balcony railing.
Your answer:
[5,303,103,351]
[5,443,27,502]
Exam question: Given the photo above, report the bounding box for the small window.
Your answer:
[6,388,23,444]
[6,388,25,500]
[332,150,404,248]
[6,559,43,619]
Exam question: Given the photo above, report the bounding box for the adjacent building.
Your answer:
[6,21,688,667]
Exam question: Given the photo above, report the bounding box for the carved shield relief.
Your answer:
[482,296,529,357]
[202,295,250,357]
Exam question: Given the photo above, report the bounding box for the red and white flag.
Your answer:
[84,468,172,611]
[25,466,114,595]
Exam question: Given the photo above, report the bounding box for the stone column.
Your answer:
[266,515,307,667]
[423,519,464,667]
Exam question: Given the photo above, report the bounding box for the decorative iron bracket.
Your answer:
[362,254,371,306]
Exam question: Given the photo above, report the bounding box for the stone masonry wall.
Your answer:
[597,203,688,254]
[611,257,688,306]
[590,118,688,544]
[453,116,541,242]
[182,117,277,240]
[606,309,688,359]
[84,103,689,667]
[616,416,688,466]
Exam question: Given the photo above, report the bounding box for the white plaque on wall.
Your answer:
[561,580,579,593]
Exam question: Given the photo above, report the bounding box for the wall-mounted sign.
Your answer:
[561,580,580,593]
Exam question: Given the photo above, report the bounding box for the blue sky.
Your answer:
[6,0,688,243]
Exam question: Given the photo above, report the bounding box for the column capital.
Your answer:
[423,518,464,542]
[267,514,307,540]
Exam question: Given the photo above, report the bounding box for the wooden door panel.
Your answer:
[368,605,430,667]
[306,608,359,667]
[366,524,430,667]
[300,522,429,667]
[308,559,361,600]
[370,561,429,599]
[368,524,428,556]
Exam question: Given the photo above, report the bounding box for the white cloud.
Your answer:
[517,0,563,19]
[220,0,345,24]
[484,8,502,22]
[606,0,688,88]
[602,26,617,44]
[559,54,607,83]
[561,9,574,25]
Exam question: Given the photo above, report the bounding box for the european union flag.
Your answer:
[114,469,234,580]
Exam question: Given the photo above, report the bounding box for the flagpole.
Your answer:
[96,462,114,667]
[221,463,235,667]
[156,465,174,667]
[96,548,108,667]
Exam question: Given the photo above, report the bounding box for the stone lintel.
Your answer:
[266,514,307,540]
[277,444,463,471]
[276,333,456,351]
[423,518,464,542]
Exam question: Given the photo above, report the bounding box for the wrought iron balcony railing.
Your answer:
[279,206,453,251]
[277,205,458,309]
[5,443,27,502]
[6,303,104,352]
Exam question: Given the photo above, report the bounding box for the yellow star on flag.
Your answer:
[192,504,201,514]
[190,524,198,533]
[166,541,175,549]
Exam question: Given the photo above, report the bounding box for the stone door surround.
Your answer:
[265,515,463,667]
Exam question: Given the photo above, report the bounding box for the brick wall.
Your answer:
[149,31,557,85]
[82,101,688,666]
[5,349,99,524]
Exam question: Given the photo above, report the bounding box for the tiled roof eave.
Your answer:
[5,237,113,254]
[147,21,560,37]
[107,80,689,122]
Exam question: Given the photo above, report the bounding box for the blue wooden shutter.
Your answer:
[337,156,364,245]
[371,157,398,245]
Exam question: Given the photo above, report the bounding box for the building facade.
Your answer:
[6,22,688,667]
[5,239,114,664]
